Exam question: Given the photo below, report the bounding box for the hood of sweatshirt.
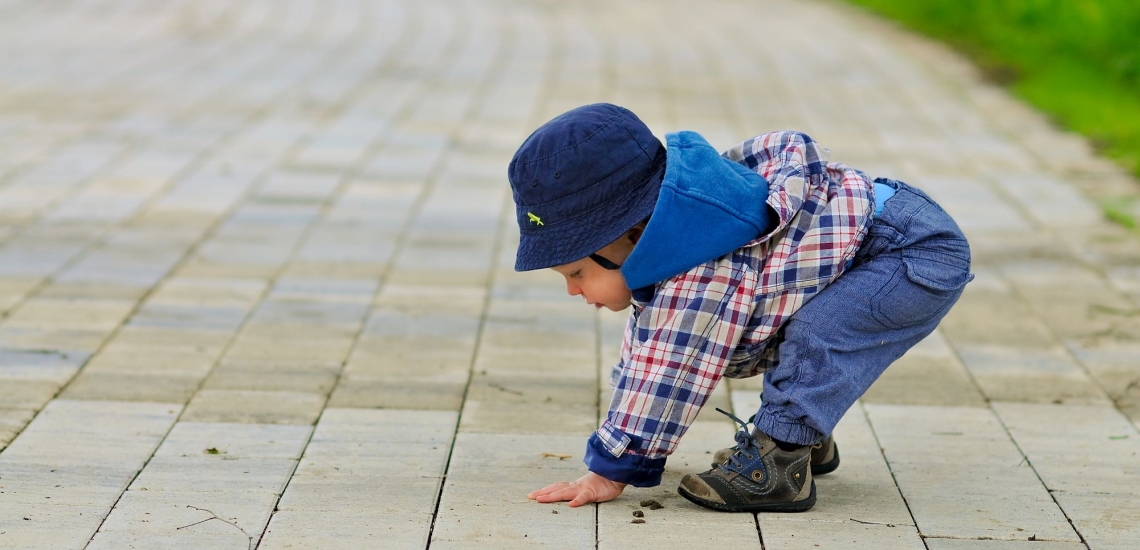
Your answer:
[620,131,773,290]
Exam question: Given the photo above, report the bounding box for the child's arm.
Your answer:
[527,472,628,507]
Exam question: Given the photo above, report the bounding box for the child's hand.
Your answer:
[527,472,627,507]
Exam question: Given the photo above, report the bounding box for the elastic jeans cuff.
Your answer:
[752,413,823,446]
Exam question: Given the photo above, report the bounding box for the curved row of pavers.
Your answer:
[0,0,1138,548]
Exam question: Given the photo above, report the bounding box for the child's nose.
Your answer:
[566,281,582,296]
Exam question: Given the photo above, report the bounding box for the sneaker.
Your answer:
[712,433,840,475]
[678,409,815,513]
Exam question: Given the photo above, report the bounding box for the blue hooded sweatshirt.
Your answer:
[620,130,774,292]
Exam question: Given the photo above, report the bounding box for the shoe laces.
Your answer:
[715,407,759,475]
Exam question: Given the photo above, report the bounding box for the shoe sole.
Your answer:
[810,441,840,476]
[678,480,816,513]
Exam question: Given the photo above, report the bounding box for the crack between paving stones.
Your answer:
[858,400,930,550]
[418,6,519,549]
[989,409,1091,549]
[424,178,508,550]
[754,513,766,550]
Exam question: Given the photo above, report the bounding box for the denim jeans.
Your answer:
[752,179,974,445]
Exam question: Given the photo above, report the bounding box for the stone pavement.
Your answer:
[0,0,1138,548]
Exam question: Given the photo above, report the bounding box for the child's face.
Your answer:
[550,228,641,312]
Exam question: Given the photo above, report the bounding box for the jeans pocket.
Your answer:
[902,239,973,292]
[872,246,972,330]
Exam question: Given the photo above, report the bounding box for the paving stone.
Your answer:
[0,327,108,355]
[128,304,249,332]
[925,541,1086,550]
[0,503,110,550]
[326,376,467,410]
[1017,290,1128,340]
[599,500,760,548]
[459,400,598,435]
[437,428,607,547]
[81,348,219,377]
[474,350,599,380]
[106,326,231,352]
[0,401,179,548]
[202,365,338,394]
[448,433,584,474]
[181,390,325,425]
[0,379,63,409]
[158,423,310,460]
[468,372,596,408]
[866,405,1079,542]
[0,408,35,449]
[956,344,1109,404]
[264,409,456,546]
[145,278,267,308]
[130,456,298,494]
[992,174,1104,229]
[1064,340,1140,406]
[4,298,136,332]
[269,277,378,303]
[1,400,180,468]
[275,473,441,514]
[260,510,436,550]
[0,461,136,506]
[479,325,596,356]
[223,336,354,365]
[760,521,924,549]
[35,280,151,302]
[0,277,41,312]
[939,289,1057,348]
[992,403,1140,495]
[432,477,597,549]
[1050,492,1140,550]
[60,372,202,403]
[94,489,279,538]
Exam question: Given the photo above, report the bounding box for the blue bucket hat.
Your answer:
[507,103,665,271]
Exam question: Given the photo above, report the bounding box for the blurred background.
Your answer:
[1,0,1139,548]
[850,0,1140,224]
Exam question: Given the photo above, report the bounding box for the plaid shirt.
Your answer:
[592,131,874,482]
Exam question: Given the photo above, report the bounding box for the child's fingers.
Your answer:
[528,481,571,500]
[535,485,582,504]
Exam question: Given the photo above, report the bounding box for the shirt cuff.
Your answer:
[583,427,667,487]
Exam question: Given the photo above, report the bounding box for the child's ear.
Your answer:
[626,223,646,245]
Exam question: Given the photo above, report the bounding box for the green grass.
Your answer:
[845,0,1140,178]
[1103,197,1139,230]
